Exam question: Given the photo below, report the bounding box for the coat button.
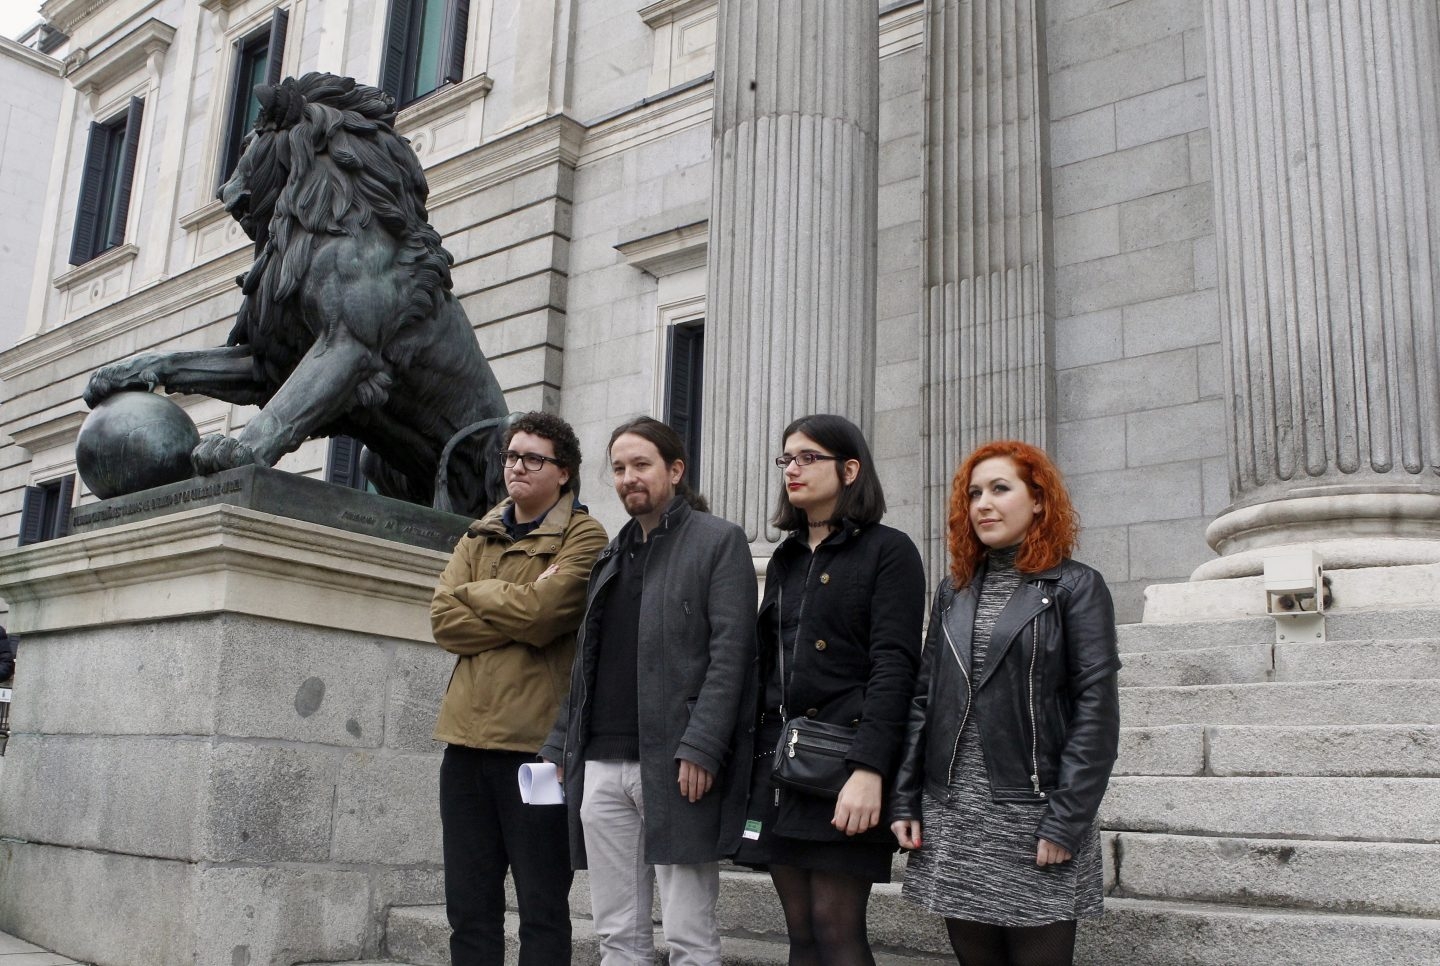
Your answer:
[815,639,827,651]
[805,708,819,718]
[820,573,831,584]
[1042,597,1050,605]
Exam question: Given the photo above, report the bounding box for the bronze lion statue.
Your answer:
[85,72,510,517]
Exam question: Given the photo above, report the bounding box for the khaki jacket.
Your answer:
[431,497,607,751]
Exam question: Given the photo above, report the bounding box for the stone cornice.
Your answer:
[616,220,709,277]
[8,409,87,456]
[52,243,138,292]
[638,0,717,28]
[0,248,248,385]
[425,113,586,209]
[396,72,493,133]
[40,0,111,36]
[0,35,65,75]
[0,504,445,642]
[579,75,713,165]
[65,16,175,95]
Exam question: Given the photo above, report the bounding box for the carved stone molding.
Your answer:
[1203,0,1440,569]
[919,0,1053,574]
[615,221,709,277]
[65,17,174,97]
[702,0,880,543]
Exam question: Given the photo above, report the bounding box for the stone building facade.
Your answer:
[0,0,1435,621]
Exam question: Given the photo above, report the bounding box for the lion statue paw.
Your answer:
[192,434,261,474]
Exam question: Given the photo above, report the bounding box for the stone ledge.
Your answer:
[0,504,448,642]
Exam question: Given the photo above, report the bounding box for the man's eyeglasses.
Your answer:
[774,452,844,468]
[499,451,563,471]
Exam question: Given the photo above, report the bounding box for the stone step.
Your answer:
[1119,644,1271,687]
[1274,639,1440,682]
[1109,832,1440,917]
[1115,724,1440,777]
[1118,638,1440,689]
[1117,607,1440,654]
[384,904,949,965]
[1119,679,1440,727]
[1100,776,1440,842]
[1076,897,1440,966]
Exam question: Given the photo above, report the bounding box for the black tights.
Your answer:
[770,865,876,966]
[945,918,1077,966]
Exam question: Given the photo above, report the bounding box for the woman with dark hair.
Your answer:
[736,413,925,966]
[891,440,1121,966]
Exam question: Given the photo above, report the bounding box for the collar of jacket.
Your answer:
[948,557,1064,690]
[607,494,692,555]
[775,517,865,555]
[468,496,579,541]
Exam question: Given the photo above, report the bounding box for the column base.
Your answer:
[1196,491,1440,580]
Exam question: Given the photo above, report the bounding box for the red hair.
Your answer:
[947,440,1079,588]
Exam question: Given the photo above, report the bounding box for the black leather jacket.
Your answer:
[891,558,1121,855]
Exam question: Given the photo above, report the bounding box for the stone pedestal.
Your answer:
[0,505,454,966]
[702,0,879,543]
[1199,0,1440,579]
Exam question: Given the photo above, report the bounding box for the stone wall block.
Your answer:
[1053,206,1121,267]
[206,744,339,863]
[385,641,451,752]
[1050,105,1117,167]
[1118,182,1214,252]
[1055,414,1127,475]
[7,621,222,736]
[1114,78,1209,151]
[1054,309,1123,370]
[1067,463,1202,528]
[1125,399,1226,467]
[0,841,195,966]
[331,751,443,865]
[1051,136,1191,217]
[1049,35,1184,119]
[193,867,371,966]
[214,616,388,748]
[0,735,206,859]
[1055,239,1194,317]
[1121,289,1220,357]
[1056,348,1198,421]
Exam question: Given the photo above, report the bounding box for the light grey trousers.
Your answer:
[581,760,721,966]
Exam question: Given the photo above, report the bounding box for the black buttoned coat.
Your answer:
[756,521,926,844]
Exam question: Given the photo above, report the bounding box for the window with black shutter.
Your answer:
[68,97,144,266]
[327,436,370,491]
[18,475,75,546]
[219,8,288,184]
[664,320,704,483]
[379,0,469,107]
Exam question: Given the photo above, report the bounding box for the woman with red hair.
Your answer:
[890,441,1121,966]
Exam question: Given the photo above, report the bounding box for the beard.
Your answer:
[621,487,656,517]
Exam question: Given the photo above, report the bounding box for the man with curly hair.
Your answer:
[431,411,607,965]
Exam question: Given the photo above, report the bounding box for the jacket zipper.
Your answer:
[1028,620,1043,797]
[941,617,971,786]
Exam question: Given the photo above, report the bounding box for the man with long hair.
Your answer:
[543,416,757,966]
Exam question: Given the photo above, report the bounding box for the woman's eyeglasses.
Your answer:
[774,452,844,468]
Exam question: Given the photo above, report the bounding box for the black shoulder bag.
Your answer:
[770,586,858,799]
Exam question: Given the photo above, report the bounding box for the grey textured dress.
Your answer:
[901,546,1104,926]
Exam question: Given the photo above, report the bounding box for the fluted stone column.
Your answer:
[701,0,879,544]
[919,0,1053,575]
[1197,0,1440,579]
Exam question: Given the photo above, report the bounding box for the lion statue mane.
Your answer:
[85,72,511,517]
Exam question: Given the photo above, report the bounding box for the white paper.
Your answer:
[518,761,565,805]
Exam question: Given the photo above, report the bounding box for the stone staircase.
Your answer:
[309,607,1440,966]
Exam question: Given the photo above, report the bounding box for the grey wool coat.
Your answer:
[541,496,758,868]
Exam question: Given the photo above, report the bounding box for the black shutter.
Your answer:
[379,0,415,100]
[18,487,46,546]
[69,121,110,265]
[327,436,359,488]
[264,7,289,86]
[218,37,248,186]
[664,322,704,483]
[106,97,145,250]
[53,475,76,539]
[440,0,469,86]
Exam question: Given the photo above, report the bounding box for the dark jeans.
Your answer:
[440,745,574,966]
